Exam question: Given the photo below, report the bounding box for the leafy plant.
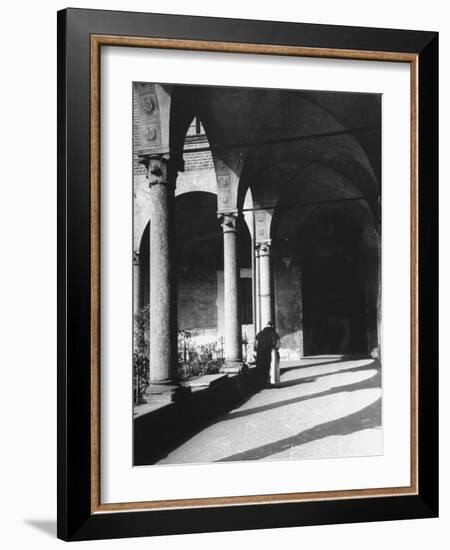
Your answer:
[134,304,150,355]
[133,305,150,403]
[133,351,149,403]
[133,307,226,401]
[178,331,223,380]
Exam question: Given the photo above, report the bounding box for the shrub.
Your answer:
[133,307,226,401]
[133,351,149,403]
[178,331,223,380]
[133,305,150,403]
[134,304,150,356]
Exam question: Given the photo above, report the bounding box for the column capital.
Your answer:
[218,211,239,233]
[139,153,184,187]
[256,239,272,256]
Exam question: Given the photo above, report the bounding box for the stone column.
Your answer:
[256,240,272,327]
[219,212,242,367]
[133,251,141,316]
[143,154,178,383]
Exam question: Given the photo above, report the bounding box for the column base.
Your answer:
[220,361,247,374]
[145,382,191,404]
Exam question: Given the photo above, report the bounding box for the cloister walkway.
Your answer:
[157,356,382,465]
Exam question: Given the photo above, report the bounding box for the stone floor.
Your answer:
[156,356,382,465]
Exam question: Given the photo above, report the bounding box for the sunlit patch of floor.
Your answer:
[156,358,382,465]
[268,428,382,461]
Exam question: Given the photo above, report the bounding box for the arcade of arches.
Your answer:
[133,82,381,384]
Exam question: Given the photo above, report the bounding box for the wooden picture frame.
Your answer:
[57,7,438,541]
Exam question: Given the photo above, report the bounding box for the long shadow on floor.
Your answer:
[276,360,378,389]
[154,362,380,465]
[280,355,370,374]
[217,396,381,462]
[220,363,381,423]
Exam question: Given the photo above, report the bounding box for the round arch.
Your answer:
[271,196,380,357]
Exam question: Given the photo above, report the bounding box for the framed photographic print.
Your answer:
[57,8,438,541]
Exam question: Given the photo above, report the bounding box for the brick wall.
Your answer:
[133,91,147,177]
[133,87,214,176]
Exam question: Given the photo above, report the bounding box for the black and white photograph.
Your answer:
[0,0,442,546]
[132,82,382,467]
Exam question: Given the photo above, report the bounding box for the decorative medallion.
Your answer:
[216,159,227,171]
[217,174,230,188]
[142,96,155,114]
[144,126,157,142]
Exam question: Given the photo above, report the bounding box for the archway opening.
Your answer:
[175,191,222,334]
[272,200,379,358]
[298,211,369,355]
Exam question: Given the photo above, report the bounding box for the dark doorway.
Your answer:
[302,253,368,355]
[299,212,369,356]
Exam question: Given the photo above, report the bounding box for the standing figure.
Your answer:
[254,321,281,387]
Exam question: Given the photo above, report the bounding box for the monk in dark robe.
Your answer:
[254,321,280,387]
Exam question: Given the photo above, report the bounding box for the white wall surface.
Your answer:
[0,0,447,548]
